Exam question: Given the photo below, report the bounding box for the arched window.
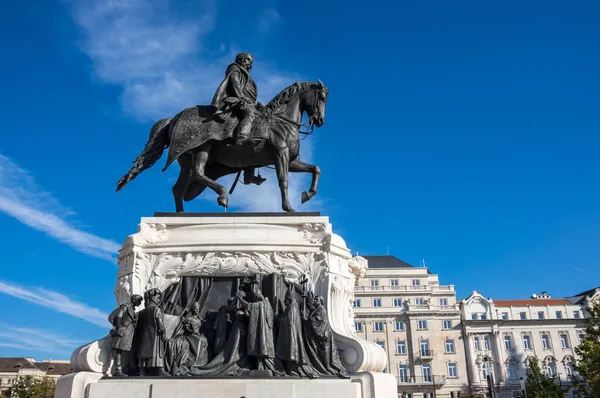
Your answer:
[543,356,557,377]
[562,355,576,376]
[505,357,518,379]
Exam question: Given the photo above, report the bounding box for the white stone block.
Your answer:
[54,372,103,398]
[86,378,362,398]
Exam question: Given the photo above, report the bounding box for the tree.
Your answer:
[573,300,600,397]
[523,358,564,398]
[3,376,56,398]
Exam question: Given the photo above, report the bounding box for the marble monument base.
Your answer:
[56,372,397,398]
[56,213,395,398]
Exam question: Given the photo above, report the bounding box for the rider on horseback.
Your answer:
[211,52,265,186]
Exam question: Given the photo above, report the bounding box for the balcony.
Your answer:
[416,350,435,360]
[354,285,455,293]
[397,375,447,386]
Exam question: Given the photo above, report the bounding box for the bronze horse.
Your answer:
[116,80,329,212]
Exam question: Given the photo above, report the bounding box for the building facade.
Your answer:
[0,357,72,394]
[461,291,588,397]
[353,256,468,398]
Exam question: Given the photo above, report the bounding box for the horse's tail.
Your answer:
[116,118,171,193]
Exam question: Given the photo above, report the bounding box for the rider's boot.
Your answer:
[243,168,266,185]
[234,117,253,146]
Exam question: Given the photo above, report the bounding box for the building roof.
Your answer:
[494,298,572,307]
[0,358,38,372]
[34,361,73,375]
[363,255,414,269]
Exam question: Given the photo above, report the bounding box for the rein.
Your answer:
[273,113,314,135]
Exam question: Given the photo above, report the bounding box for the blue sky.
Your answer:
[1,0,599,359]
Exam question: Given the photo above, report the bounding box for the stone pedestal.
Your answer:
[56,213,393,398]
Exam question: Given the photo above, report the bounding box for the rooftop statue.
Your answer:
[116,52,329,212]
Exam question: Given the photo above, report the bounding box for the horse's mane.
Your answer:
[266,81,315,111]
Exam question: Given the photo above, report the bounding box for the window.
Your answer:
[393,298,402,307]
[555,311,563,319]
[375,322,384,332]
[446,339,455,353]
[483,335,490,350]
[395,321,405,331]
[507,361,517,379]
[443,320,453,330]
[353,299,361,308]
[354,322,362,332]
[474,336,481,351]
[448,362,457,378]
[520,312,527,320]
[420,339,430,355]
[398,365,409,382]
[560,334,570,349]
[579,332,586,342]
[538,311,545,320]
[544,363,555,377]
[418,320,428,329]
[422,364,431,381]
[565,362,573,376]
[523,335,532,350]
[574,311,581,319]
[471,314,477,320]
[415,297,425,305]
[411,279,421,286]
[482,365,489,379]
[439,298,448,306]
[373,298,382,307]
[376,340,385,349]
[390,279,399,287]
[504,335,512,350]
[480,313,487,320]
[541,334,551,349]
[370,280,379,288]
[502,312,509,320]
[397,340,406,354]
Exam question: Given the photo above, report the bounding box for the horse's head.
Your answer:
[304,79,329,128]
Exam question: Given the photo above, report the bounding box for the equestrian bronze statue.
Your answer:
[116,52,329,212]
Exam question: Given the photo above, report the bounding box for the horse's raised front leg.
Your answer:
[173,154,192,212]
[275,149,294,212]
[289,159,320,204]
[190,145,229,209]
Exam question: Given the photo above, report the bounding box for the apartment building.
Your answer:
[461,291,587,397]
[0,357,72,393]
[353,255,468,398]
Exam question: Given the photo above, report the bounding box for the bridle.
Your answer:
[273,86,326,136]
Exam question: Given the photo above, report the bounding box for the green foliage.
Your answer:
[3,376,55,398]
[523,359,564,398]
[573,300,600,397]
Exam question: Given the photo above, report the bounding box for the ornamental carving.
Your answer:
[299,222,331,246]
[119,251,329,303]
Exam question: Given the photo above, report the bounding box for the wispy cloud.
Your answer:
[0,280,109,328]
[0,324,83,354]
[0,155,120,261]
[258,7,282,36]
[70,0,298,120]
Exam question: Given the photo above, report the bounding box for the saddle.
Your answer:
[214,102,272,143]
[164,103,273,170]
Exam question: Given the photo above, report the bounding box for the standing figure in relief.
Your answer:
[108,294,143,377]
[136,288,169,376]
